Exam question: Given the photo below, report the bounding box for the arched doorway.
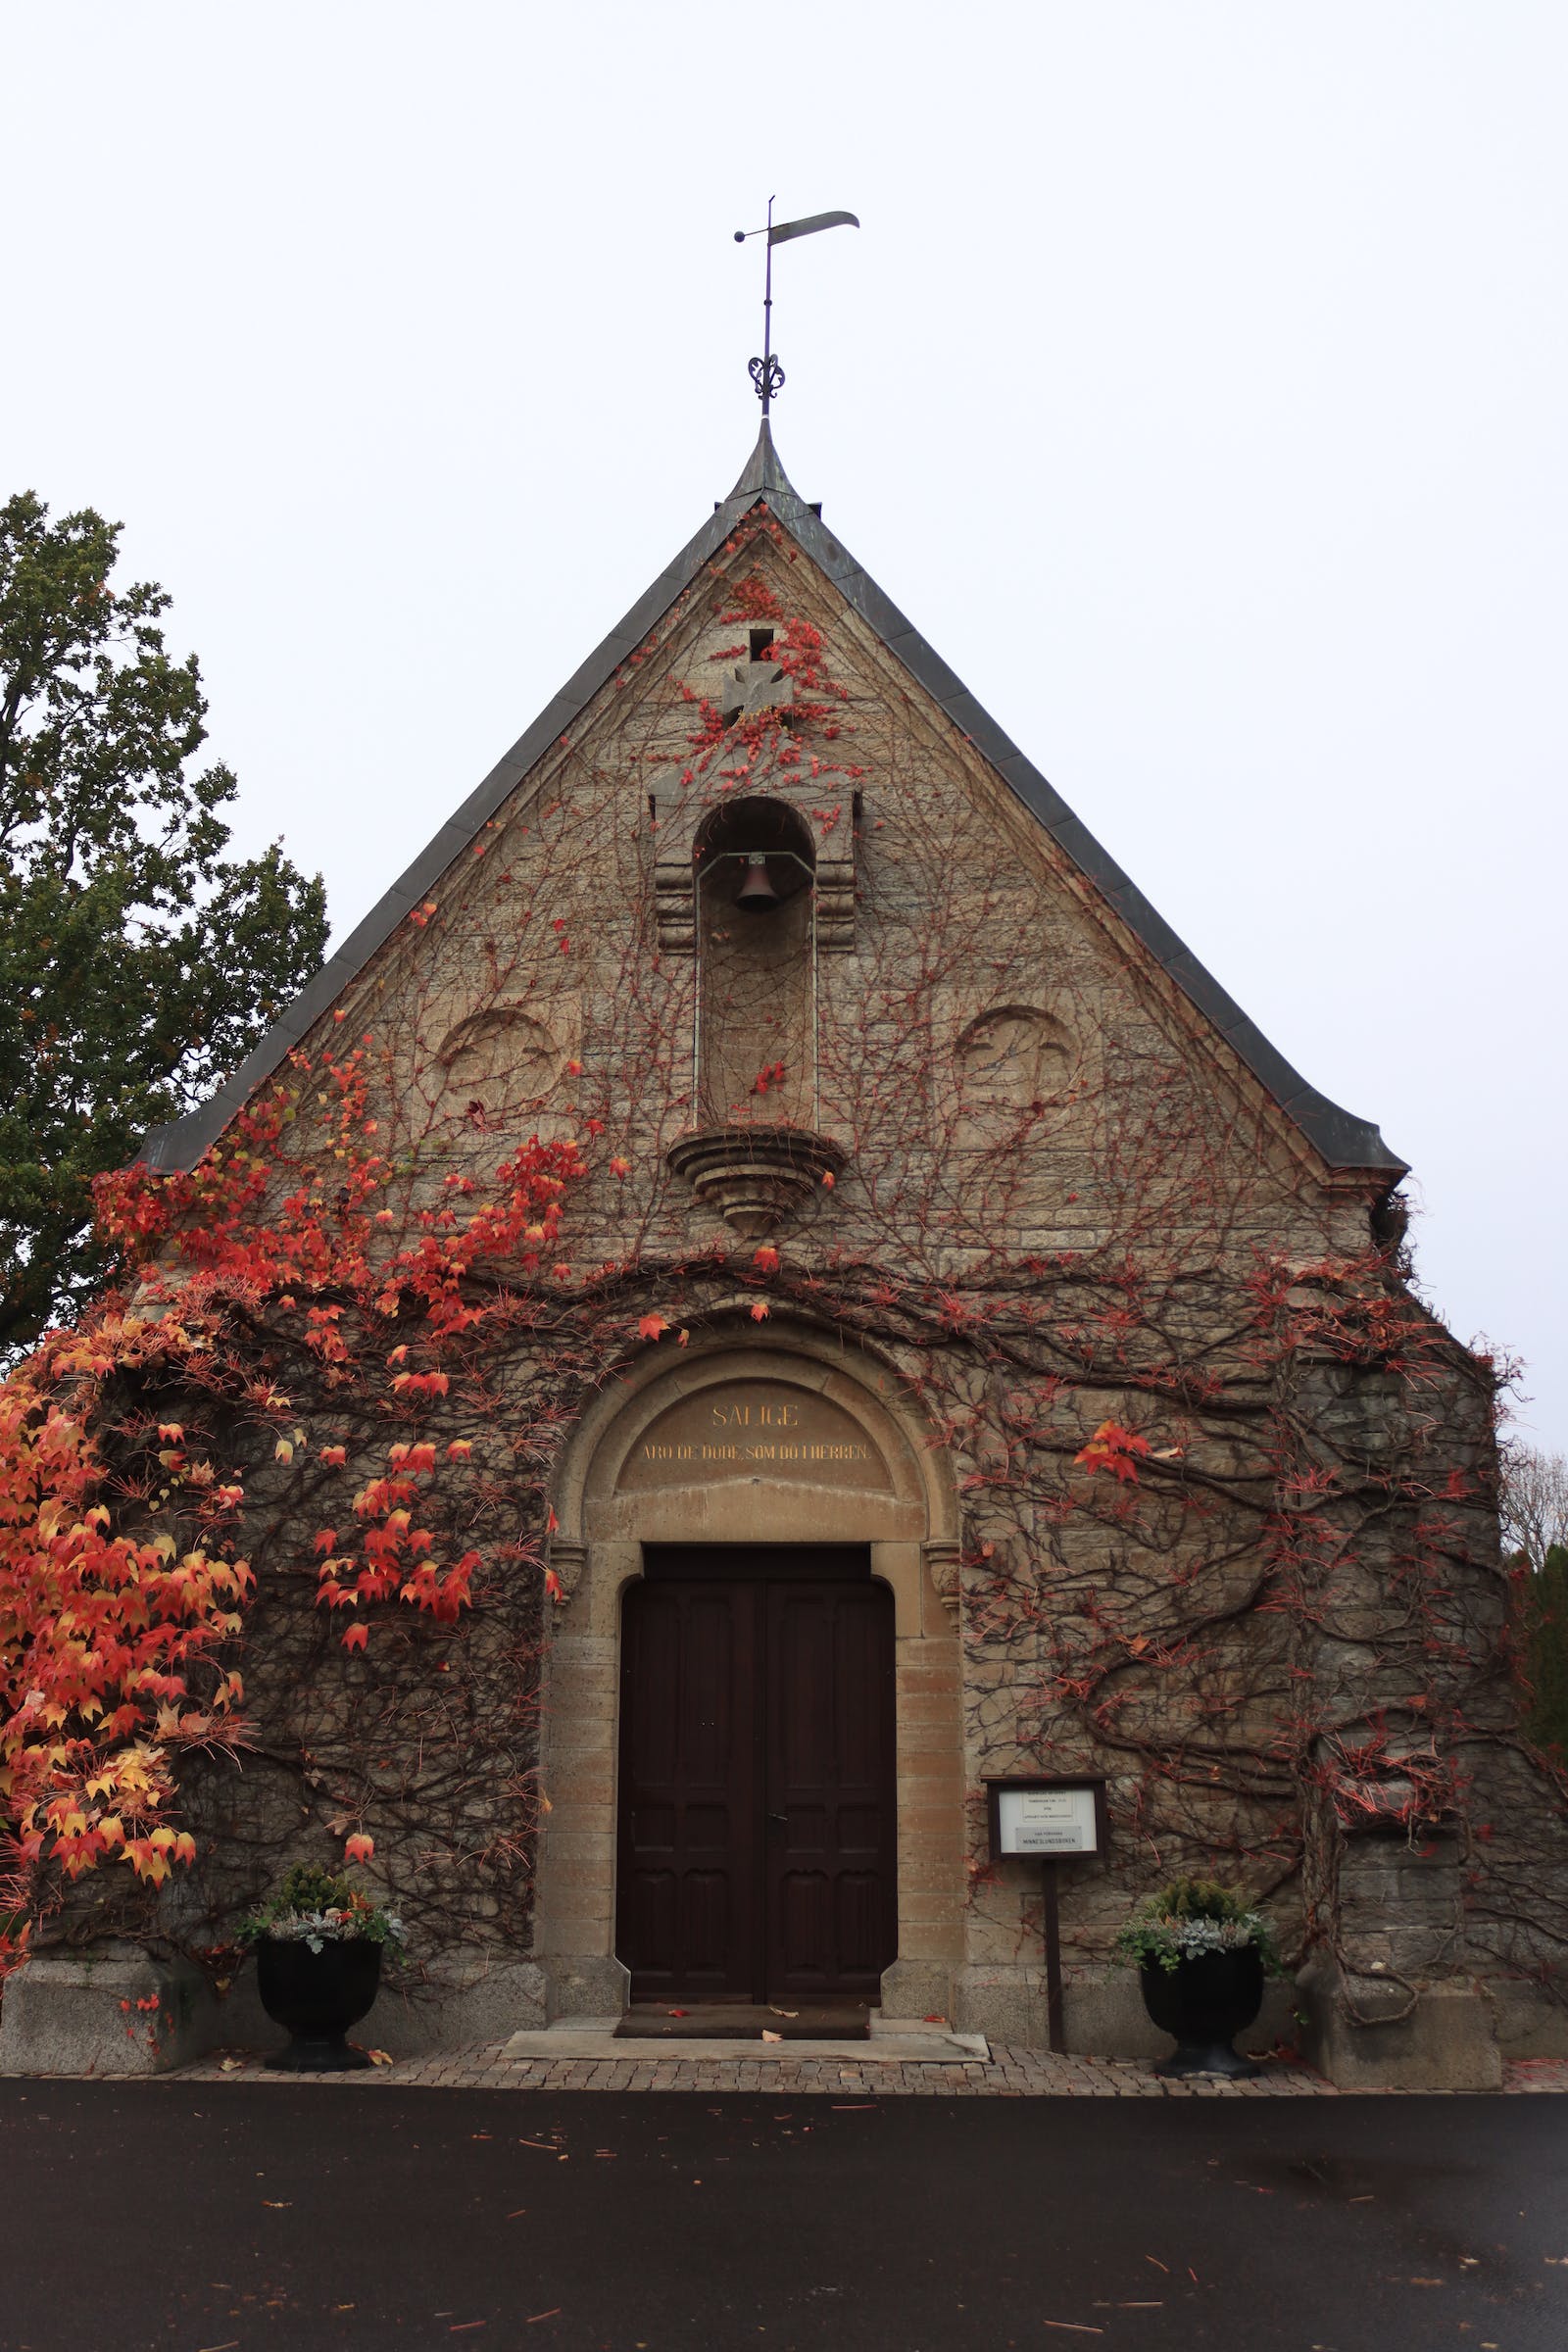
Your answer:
[533,1329,964,2025]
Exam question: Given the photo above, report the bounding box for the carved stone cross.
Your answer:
[719,661,795,727]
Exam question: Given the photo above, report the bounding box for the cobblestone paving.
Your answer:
[165,2043,1568,2096]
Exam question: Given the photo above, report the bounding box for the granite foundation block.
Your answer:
[1298,1961,1503,2090]
[0,1945,219,2077]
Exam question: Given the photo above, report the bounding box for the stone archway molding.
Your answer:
[533,1318,966,2025]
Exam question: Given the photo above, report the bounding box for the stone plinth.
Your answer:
[1298,1960,1503,2090]
[0,1944,218,2077]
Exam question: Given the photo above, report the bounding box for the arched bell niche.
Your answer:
[531,1325,965,2025]
[694,797,817,1128]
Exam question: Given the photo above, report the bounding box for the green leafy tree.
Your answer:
[0,491,327,1361]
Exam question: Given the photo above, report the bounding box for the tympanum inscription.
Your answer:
[617,1382,892,1492]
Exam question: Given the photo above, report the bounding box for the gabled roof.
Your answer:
[137,425,1404,1179]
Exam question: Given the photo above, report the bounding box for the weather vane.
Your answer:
[734,198,859,414]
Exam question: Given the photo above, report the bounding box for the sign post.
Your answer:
[1040,1856,1065,2053]
[984,1779,1108,2055]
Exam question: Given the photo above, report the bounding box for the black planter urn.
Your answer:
[256,1936,382,2072]
[1139,1946,1264,2078]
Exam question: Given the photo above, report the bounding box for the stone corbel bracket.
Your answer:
[653,852,696,956]
[666,1123,848,1239]
[547,1541,588,1609]
[814,851,856,953]
[649,792,857,956]
[923,1540,963,1614]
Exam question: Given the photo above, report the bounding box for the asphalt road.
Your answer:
[2,2083,1564,2352]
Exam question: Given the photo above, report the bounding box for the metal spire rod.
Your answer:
[734,201,859,414]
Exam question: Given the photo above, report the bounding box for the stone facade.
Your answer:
[6,429,1564,2085]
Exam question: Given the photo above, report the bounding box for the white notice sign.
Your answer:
[996,1786,1100,1856]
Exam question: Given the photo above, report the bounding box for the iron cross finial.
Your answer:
[733,200,860,414]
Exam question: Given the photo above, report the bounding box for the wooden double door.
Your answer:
[615,1546,897,2006]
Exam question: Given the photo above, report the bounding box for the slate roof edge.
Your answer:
[135,423,1406,1182]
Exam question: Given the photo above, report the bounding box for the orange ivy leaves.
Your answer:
[0,1303,253,1977]
[0,1039,594,1979]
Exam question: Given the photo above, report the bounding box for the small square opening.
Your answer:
[749,627,776,663]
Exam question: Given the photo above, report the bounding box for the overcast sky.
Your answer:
[5,3,1564,1446]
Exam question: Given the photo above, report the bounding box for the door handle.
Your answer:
[767,1812,788,1826]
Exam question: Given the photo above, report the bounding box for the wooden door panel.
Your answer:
[835,1871,886,1976]
[616,1580,760,2003]
[777,1869,832,1979]
[677,1870,732,1981]
[765,1581,897,2000]
[616,1557,896,2007]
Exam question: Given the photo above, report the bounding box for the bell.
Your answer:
[736,852,780,912]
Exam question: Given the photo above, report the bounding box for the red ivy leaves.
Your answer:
[1073,1421,1152,1484]
[0,1040,595,1981]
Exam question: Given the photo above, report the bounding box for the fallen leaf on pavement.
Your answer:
[761,2030,783,2043]
[368,2048,394,2066]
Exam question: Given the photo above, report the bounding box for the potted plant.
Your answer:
[1114,1877,1280,2078]
[240,1864,404,2072]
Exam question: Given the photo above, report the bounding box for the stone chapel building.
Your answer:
[6,425,1564,2085]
